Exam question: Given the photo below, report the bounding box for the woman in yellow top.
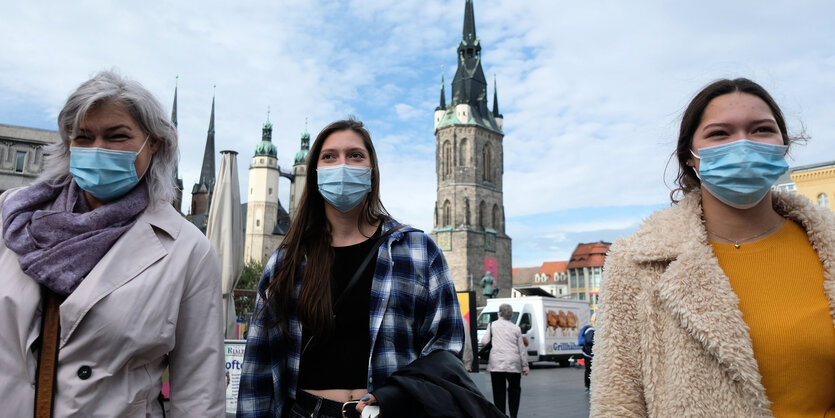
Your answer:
[590,78,835,417]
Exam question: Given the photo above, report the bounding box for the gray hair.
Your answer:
[499,303,513,320]
[41,70,178,207]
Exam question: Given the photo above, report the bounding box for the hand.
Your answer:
[357,393,377,412]
[522,370,529,376]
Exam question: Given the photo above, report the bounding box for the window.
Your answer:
[442,200,451,227]
[479,201,487,229]
[519,313,532,334]
[256,220,260,227]
[492,204,500,231]
[268,187,273,195]
[463,198,470,225]
[818,193,829,208]
[14,151,26,173]
[579,293,586,301]
[442,141,452,180]
[458,138,469,166]
[482,143,493,182]
[578,271,585,288]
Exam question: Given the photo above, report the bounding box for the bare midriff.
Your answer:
[302,388,368,403]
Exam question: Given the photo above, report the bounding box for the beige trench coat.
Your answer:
[480,317,529,374]
[590,190,835,417]
[0,189,225,417]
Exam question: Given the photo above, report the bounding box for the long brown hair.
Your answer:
[670,78,800,203]
[261,119,389,339]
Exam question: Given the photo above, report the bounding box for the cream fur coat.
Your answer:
[590,190,835,417]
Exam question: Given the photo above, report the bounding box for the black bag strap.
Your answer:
[333,224,406,315]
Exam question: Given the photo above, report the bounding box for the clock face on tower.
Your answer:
[437,230,452,251]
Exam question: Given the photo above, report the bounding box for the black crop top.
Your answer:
[297,224,381,389]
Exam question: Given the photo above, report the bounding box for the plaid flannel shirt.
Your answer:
[237,218,465,417]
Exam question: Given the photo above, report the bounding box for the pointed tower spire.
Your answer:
[171,76,179,127]
[437,70,446,110]
[171,76,184,213]
[492,74,501,117]
[451,0,487,110]
[198,89,216,192]
[463,0,476,42]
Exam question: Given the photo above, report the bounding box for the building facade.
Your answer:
[0,123,58,194]
[511,261,569,298]
[790,161,835,211]
[567,241,611,315]
[429,0,512,308]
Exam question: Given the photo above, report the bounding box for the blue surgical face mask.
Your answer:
[317,164,372,213]
[70,135,150,201]
[691,139,788,209]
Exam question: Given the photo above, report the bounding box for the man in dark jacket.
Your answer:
[581,325,595,394]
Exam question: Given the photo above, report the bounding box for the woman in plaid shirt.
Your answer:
[237,119,465,418]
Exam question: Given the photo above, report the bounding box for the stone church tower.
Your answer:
[244,116,290,262]
[188,94,216,233]
[430,0,511,307]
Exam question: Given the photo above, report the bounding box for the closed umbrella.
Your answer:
[206,150,244,339]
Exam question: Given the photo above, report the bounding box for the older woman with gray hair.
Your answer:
[0,70,225,416]
[480,303,529,418]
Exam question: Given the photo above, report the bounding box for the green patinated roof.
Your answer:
[294,149,308,165]
[435,105,502,134]
[255,140,277,158]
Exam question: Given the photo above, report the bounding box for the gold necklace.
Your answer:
[707,219,785,249]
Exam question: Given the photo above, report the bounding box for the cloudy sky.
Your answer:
[2,0,833,268]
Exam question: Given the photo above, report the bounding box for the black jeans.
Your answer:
[584,356,593,388]
[490,372,521,418]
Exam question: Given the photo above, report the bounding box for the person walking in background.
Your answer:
[591,78,835,417]
[0,70,225,416]
[481,303,529,418]
[579,323,595,394]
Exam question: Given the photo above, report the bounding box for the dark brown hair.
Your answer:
[261,119,389,339]
[670,78,796,202]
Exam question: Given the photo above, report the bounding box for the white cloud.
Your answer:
[1,0,833,267]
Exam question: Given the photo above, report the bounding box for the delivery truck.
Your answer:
[476,297,590,366]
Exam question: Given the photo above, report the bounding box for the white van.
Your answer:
[476,296,590,366]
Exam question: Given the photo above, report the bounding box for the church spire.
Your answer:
[492,74,501,117]
[463,0,476,42]
[437,71,446,110]
[451,0,487,110]
[171,76,183,213]
[197,89,216,192]
[171,76,178,127]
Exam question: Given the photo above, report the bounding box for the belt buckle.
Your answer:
[341,400,360,418]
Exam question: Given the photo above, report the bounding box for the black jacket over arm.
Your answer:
[373,350,505,418]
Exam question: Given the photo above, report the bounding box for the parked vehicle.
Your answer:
[476,297,590,366]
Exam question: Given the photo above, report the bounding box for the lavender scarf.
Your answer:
[2,180,149,296]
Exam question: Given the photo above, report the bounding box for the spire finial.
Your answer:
[267,106,271,122]
[304,117,309,132]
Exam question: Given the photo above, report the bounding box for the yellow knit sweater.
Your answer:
[712,220,835,417]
